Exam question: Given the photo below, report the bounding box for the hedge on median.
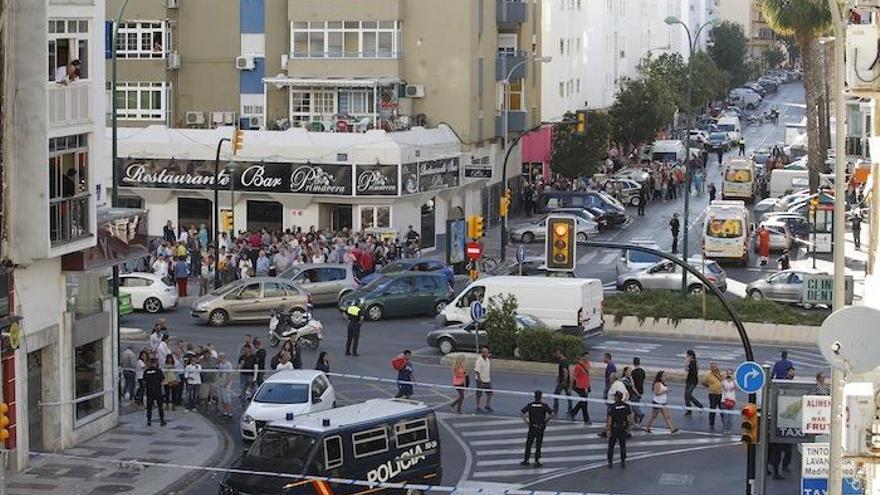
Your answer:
[484,293,585,362]
[603,291,829,327]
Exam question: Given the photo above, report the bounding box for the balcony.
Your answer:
[48,81,92,128]
[50,194,91,246]
[496,51,527,81]
[495,110,528,136]
[497,0,527,27]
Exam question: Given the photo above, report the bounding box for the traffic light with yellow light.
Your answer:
[221,210,234,234]
[0,402,10,441]
[740,403,759,445]
[232,128,245,155]
[500,189,512,218]
[575,110,588,136]
[466,215,485,239]
[546,216,576,271]
[809,197,819,216]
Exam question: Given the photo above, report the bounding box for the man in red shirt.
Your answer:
[568,352,592,423]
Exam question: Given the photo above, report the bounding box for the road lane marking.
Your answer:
[461,424,597,437]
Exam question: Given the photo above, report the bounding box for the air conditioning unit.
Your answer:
[280,54,289,69]
[166,0,179,8]
[241,116,262,129]
[167,51,181,70]
[211,111,225,124]
[223,112,236,124]
[185,111,205,125]
[236,56,255,71]
[404,84,425,98]
[846,23,880,95]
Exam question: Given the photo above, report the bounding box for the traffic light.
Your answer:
[809,197,819,216]
[546,216,576,271]
[221,210,234,233]
[740,403,759,445]
[232,128,245,155]
[575,110,588,136]
[500,189,511,218]
[473,215,485,239]
[0,402,10,441]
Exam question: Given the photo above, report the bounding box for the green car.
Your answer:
[338,272,455,321]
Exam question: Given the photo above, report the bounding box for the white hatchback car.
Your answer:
[240,370,336,441]
[116,272,178,313]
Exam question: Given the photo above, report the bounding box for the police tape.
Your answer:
[118,366,743,416]
[26,450,625,495]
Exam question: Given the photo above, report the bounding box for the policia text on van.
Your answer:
[220,399,442,495]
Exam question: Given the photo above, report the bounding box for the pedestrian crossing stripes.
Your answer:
[439,413,738,482]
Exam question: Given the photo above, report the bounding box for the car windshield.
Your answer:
[725,168,752,183]
[210,282,243,296]
[706,218,744,239]
[381,262,409,274]
[709,133,727,140]
[254,383,310,404]
[597,192,624,208]
[629,250,660,264]
[247,430,316,469]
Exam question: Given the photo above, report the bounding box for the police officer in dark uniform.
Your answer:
[777,249,791,270]
[143,358,166,427]
[606,391,633,468]
[520,390,554,467]
[345,299,364,356]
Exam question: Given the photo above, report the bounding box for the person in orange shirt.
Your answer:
[757,225,771,266]
[568,352,592,423]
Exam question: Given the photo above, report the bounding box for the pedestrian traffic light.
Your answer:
[500,189,511,217]
[740,403,759,445]
[0,402,10,441]
[232,128,245,155]
[546,216,576,271]
[575,110,588,136]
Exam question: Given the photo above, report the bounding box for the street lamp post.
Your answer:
[213,138,230,289]
[500,55,552,262]
[664,16,716,297]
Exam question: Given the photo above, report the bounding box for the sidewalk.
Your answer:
[8,407,225,495]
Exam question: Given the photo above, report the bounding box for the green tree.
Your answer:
[550,111,611,179]
[640,51,727,115]
[485,294,518,358]
[688,52,729,112]
[761,0,834,191]
[763,44,786,68]
[708,21,750,87]
[609,76,676,149]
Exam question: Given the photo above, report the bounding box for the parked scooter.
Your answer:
[268,308,323,350]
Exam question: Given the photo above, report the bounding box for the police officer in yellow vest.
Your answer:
[345,300,364,356]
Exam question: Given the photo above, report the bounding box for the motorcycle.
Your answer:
[268,308,323,350]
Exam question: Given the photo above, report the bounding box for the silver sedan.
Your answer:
[509,215,598,244]
[745,270,809,304]
[616,258,728,294]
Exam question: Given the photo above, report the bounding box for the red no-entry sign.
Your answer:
[466,241,483,261]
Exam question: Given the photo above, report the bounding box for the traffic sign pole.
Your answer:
[757,365,771,495]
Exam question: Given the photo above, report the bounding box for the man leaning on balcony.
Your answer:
[54,59,81,85]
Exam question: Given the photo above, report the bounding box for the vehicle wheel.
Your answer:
[438,338,455,355]
[268,334,280,347]
[338,289,353,302]
[630,196,641,207]
[433,300,448,315]
[208,309,229,327]
[143,297,163,314]
[302,334,319,350]
[366,304,384,321]
[748,289,764,301]
[623,281,642,293]
[688,284,705,295]
[288,307,309,328]
[521,232,535,244]
[576,232,588,243]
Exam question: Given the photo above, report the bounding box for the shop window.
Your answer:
[359,206,391,230]
[178,197,212,234]
[246,200,283,233]
[75,339,105,420]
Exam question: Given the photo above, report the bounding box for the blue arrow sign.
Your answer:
[735,361,765,394]
[470,301,486,323]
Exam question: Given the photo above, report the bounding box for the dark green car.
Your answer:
[338,272,455,321]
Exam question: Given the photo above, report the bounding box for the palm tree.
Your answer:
[761,0,833,192]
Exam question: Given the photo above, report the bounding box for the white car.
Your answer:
[688,130,709,146]
[116,273,178,313]
[240,370,335,441]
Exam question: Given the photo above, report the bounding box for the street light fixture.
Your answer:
[499,55,552,262]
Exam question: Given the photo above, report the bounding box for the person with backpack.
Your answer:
[393,350,414,399]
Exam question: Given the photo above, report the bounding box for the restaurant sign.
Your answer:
[418,157,460,192]
[355,164,399,196]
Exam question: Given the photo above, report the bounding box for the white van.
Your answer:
[729,89,762,109]
[722,159,756,201]
[768,169,834,198]
[436,276,604,334]
[650,140,686,163]
[717,117,742,143]
[703,200,752,264]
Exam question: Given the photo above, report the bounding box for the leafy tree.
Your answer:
[638,52,727,119]
[761,0,835,191]
[550,111,610,179]
[763,44,786,68]
[609,76,676,149]
[708,21,750,87]
[688,52,729,112]
[485,294,518,358]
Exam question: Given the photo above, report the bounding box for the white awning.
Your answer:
[262,76,401,88]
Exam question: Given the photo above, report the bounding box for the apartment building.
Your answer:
[1,0,149,471]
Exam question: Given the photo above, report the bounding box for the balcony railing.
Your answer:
[497,0,527,26]
[50,194,91,246]
[290,51,402,59]
[48,81,92,127]
[496,51,527,81]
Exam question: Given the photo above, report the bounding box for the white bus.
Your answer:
[703,200,752,264]
[722,159,756,201]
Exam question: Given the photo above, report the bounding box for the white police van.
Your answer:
[220,398,441,495]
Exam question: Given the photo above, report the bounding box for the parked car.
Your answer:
[751,149,771,167]
[616,256,727,295]
[615,239,663,276]
[240,370,335,442]
[190,277,310,326]
[537,191,628,225]
[509,214,598,244]
[745,269,819,304]
[707,132,730,151]
[756,220,793,252]
[612,167,651,183]
[358,259,454,287]
[426,314,548,356]
[338,272,454,321]
[753,197,779,218]
[688,130,710,146]
[759,212,811,239]
[114,272,178,314]
[279,263,359,305]
[600,178,644,207]
[484,257,577,279]
[547,206,607,229]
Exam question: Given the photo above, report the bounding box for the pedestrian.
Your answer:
[621,366,643,426]
[771,350,793,379]
[777,249,790,270]
[606,391,633,469]
[216,352,234,417]
[631,357,646,424]
[163,220,177,243]
[684,350,704,414]
[174,256,189,297]
[254,338,267,386]
[474,346,494,413]
[275,352,294,370]
[757,225,770,266]
[173,348,185,406]
[156,334,171,367]
[852,211,862,249]
[703,362,724,431]
[552,349,573,415]
[569,352,591,423]
[134,350,148,406]
[184,356,202,412]
[450,355,467,414]
[520,390,554,467]
[121,345,137,402]
[708,183,717,202]
[738,137,746,156]
[315,351,330,373]
[143,359,166,426]
[602,353,617,400]
[716,148,723,165]
[238,344,257,407]
[815,371,830,395]
[394,350,414,399]
[270,340,294,370]
[645,371,678,434]
[162,354,179,412]
[669,214,681,254]
[721,369,736,433]
[345,300,363,356]
[637,185,647,216]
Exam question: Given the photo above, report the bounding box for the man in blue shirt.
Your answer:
[771,350,793,380]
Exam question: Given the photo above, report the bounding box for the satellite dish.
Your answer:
[818,306,880,373]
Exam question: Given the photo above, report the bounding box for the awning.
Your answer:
[262,76,402,88]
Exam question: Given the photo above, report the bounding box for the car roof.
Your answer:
[384,271,446,279]
[287,263,350,271]
[268,398,431,434]
[265,369,324,384]
[120,272,164,281]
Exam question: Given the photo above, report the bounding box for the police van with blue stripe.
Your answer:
[220,398,442,495]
